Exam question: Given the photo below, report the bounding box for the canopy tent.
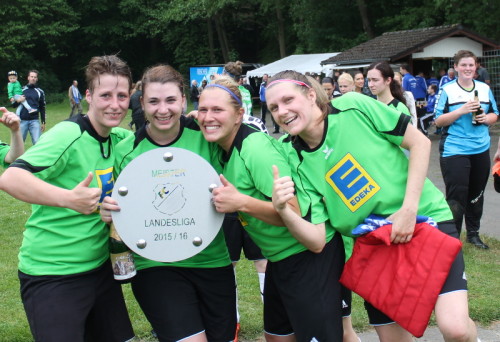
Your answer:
[246,53,339,78]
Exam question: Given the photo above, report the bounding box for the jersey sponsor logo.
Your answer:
[322,145,334,159]
[325,154,380,212]
[96,167,114,206]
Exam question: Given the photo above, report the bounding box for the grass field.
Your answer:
[0,98,498,341]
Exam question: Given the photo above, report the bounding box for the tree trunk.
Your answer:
[214,14,230,62]
[206,18,216,64]
[356,0,375,39]
[275,2,286,58]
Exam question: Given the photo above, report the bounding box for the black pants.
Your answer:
[440,150,490,237]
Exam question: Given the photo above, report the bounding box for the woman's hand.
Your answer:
[100,195,121,223]
[211,174,247,213]
[272,165,295,212]
[386,206,417,244]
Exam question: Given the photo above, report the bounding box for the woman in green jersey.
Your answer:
[367,61,413,121]
[101,65,236,342]
[198,76,346,341]
[266,70,478,342]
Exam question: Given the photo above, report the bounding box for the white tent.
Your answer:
[246,53,340,78]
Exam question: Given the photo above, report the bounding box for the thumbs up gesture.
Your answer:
[211,174,244,213]
[69,172,102,214]
[272,165,295,211]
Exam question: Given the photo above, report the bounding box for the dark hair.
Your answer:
[28,69,39,76]
[268,70,329,119]
[85,55,132,93]
[429,84,438,93]
[367,61,406,106]
[141,64,185,95]
[453,50,477,65]
[321,77,334,85]
[400,64,410,72]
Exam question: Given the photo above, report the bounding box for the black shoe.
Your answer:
[272,130,280,134]
[466,236,489,249]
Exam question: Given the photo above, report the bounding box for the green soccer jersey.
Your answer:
[239,85,253,116]
[280,92,452,237]
[1,141,9,168]
[388,99,410,116]
[12,115,133,276]
[221,124,334,262]
[114,116,231,270]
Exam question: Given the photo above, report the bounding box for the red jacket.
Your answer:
[340,223,462,337]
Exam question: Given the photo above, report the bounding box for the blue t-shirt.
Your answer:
[434,80,499,157]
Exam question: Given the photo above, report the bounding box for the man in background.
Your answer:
[68,80,83,117]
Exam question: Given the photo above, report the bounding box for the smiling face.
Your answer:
[86,74,130,137]
[367,69,391,97]
[354,73,364,89]
[141,82,184,138]
[198,88,243,151]
[455,57,476,82]
[266,82,318,136]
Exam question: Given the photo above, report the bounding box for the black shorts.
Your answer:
[365,220,468,325]
[131,265,236,342]
[19,261,134,342]
[341,285,352,317]
[223,213,265,262]
[264,233,345,341]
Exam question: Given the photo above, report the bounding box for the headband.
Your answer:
[267,79,311,89]
[205,84,242,105]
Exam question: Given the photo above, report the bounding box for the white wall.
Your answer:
[412,37,483,58]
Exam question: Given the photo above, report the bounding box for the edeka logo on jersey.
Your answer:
[325,153,380,212]
[96,167,114,207]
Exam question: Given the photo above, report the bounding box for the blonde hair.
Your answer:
[338,73,354,85]
[204,76,242,111]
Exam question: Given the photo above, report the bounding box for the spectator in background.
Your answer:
[439,68,455,88]
[199,79,208,92]
[353,71,365,94]
[190,79,200,110]
[476,61,490,85]
[426,72,439,87]
[337,73,354,95]
[394,72,418,127]
[368,62,416,128]
[259,74,269,124]
[68,80,83,117]
[321,77,341,99]
[417,83,438,135]
[7,70,36,117]
[18,70,46,145]
[434,49,499,249]
[129,81,145,131]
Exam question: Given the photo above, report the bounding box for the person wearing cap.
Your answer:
[7,70,37,117]
[18,70,46,145]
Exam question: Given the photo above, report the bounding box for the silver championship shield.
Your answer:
[111,147,223,262]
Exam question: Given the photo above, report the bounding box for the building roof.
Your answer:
[321,24,500,66]
[246,53,339,78]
